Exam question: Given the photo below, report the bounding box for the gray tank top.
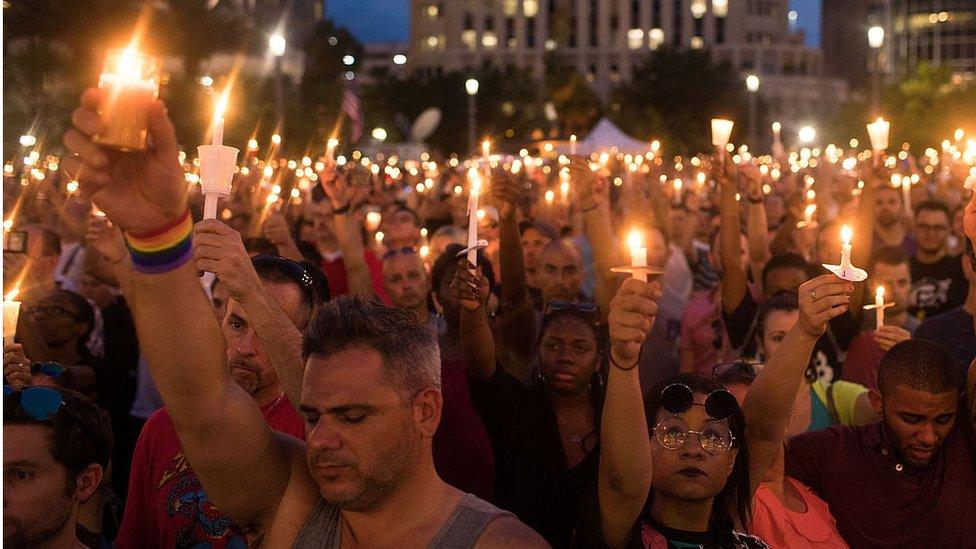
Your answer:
[292,493,514,548]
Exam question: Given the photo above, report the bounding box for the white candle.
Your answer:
[803,203,816,225]
[467,167,481,267]
[3,288,21,346]
[874,285,885,330]
[673,179,683,204]
[211,96,227,146]
[559,168,570,204]
[772,121,781,140]
[840,225,853,270]
[901,176,912,215]
[326,138,339,162]
[365,211,382,232]
[628,230,648,283]
[570,134,578,155]
[545,189,555,206]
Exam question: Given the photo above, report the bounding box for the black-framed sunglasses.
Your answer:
[31,362,66,378]
[381,246,418,261]
[660,383,738,421]
[711,360,764,381]
[4,386,65,421]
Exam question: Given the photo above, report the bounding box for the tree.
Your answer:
[611,47,744,153]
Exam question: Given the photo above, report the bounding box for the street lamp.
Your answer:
[745,74,760,147]
[465,78,479,155]
[868,25,884,116]
[270,32,286,131]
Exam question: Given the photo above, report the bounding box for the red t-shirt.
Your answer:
[841,331,885,391]
[319,250,390,304]
[785,406,976,548]
[117,395,305,548]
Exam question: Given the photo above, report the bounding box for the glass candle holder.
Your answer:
[94,48,161,152]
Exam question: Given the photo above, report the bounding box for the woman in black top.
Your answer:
[453,261,604,548]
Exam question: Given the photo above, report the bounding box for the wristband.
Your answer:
[333,202,351,215]
[580,202,598,213]
[124,207,193,274]
[609,351,639,371]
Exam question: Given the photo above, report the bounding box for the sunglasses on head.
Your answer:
[4,386,65,421]
[711,360,764,381]
[660,383,738,421]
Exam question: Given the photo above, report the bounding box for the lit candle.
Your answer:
[866,117,889,153]
[901,175,912,215]
[95,48,161,151]
[802,203,816,225]
[467,167,481,267]
[673,179,683,205]
[874,285,886,329]
[200,93,240,220]
[365,211,382,232]
[544,189,555,207]
[839,225,853,270]
[3,288,21,346]
[628,230,648,283]
[481,139,491,189]
[569,134,578,155]
[326,137,339,162]
[559,168,570,204]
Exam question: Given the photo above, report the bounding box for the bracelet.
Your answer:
[333,202,351,215]
[609,351,639,371]
[123,207,193,274]
[580,202,598,213]
[747,196,763,204]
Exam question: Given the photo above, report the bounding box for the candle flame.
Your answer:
[876,285,885,299]
[804,203,817,220]
[467,167,481,193]
[544,189,555,203]
[627,230,643,250]
[673,179,683,190]
[841,225,852,245]
[3,219,12,232]
[4,288,19,302]
[214,94,229,122]
[266,193,280,204]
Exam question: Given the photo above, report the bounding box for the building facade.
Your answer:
[870,0,976,81]
[409,0,847,135]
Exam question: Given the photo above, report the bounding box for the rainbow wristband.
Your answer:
[124,208,193,274]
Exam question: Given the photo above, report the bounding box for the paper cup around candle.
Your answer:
[198,145,240,197]
[711,119,734,149]
[866,117,890,152]
[95,48,161,152]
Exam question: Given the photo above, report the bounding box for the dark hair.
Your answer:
[877,339,962,396]
[643,373,752,537]
[519,219,558,241]
[390,206,421,227]
[538,305,607,372]
[868,245,910,272]
[242,237,279,257]
[52,290,95,357]
[914,199,951,221]
[761,253,811,287]
[4,387,113,480]
[757,291,799,339]
[251,255,330,329]
[302,296,440,398]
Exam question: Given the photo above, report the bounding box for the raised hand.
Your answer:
[490,168,521,220]
[61,88,186,233]
[607,278,662,367]
[873,325,911,352]
[3,343,32,389]
[796,274,853,338]
[317,163,352,211]
[740,162,763,201]
[86,216,126,264]
[192,220,263,303]
[450,260,488,311]
[568,158,604,209]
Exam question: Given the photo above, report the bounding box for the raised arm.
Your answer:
[192,219,306,410]
[742,164,771,279]
[600,278,661,548]
[742,274,853,495]
[963,189,976,423]
[262,212,305,261]
[455,261,497,379]
[717,155,748,316]
[320,166,374,297]
[571,159,617,322]
[62,89,297,530]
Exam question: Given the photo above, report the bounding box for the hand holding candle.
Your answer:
[94,48,161,151]
[628,230,648,283]
[711,119,734,163]
[863,285,894,330]
[822,224,868,281]
[866,117,890,167]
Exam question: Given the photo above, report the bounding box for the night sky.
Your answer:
[325,0,821,46]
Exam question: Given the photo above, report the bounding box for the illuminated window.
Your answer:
[691,0,707,18]
[503,0,518,16]
[424,35,442,50]
[648,28,665,50]
[712,0,728,17]
[545,38,557,50]
[425,4,439,19]
[462,29,477,50]
[627,28,644,49]
[482,32,498,48]
[691,36,704,49]
[524,0,539,17]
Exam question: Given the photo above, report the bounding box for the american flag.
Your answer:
[341,79,363,142]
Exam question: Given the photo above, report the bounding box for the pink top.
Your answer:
[750,477,849,549]
[680,287,734,377]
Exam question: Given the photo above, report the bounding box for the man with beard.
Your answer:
[4,386,113,548]
[63,90,542,547]
[874,185,917,255]
[117,250,327,547]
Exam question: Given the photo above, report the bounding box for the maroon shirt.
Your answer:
[785,402,976,548]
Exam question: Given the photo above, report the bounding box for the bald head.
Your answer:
[538,239,583,304]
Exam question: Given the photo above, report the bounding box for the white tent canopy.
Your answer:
[573,118,650,155]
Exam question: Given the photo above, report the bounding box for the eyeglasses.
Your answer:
[653,415,736,455]
[31,362,65,378]
[26,305,81,321]
[544,301,598,316]
[381,246,418,260]
[3,386,65,421]
[712,360,764,381]
[660,383,738,421]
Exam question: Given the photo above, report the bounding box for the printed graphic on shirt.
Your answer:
[159,450,246,548]
[910,278,952,311]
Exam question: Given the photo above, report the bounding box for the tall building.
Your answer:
[821,0,870,90]
[870,0,976,81]
[409,0,847,134]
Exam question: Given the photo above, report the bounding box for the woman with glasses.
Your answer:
[580,277,769,548]
[455,259,605,548]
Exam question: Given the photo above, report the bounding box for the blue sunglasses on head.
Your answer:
[4,386,65,421]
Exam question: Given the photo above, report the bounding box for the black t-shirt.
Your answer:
[722,290,854,383]
[909,254,967,320]
[915,306,976,378]
[469,369,600,548]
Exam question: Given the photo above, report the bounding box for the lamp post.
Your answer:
[745,74,760,148]
[269,32,286,128]
[465,78,479,155]
[868,25,884,117]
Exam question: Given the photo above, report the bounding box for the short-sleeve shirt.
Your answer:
[785,407,976,548]
[116,395,305,548]
[680,288,734,378]
[319,249,390,303]
[909,255,967,320]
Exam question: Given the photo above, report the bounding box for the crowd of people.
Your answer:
[4,86,976,548]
